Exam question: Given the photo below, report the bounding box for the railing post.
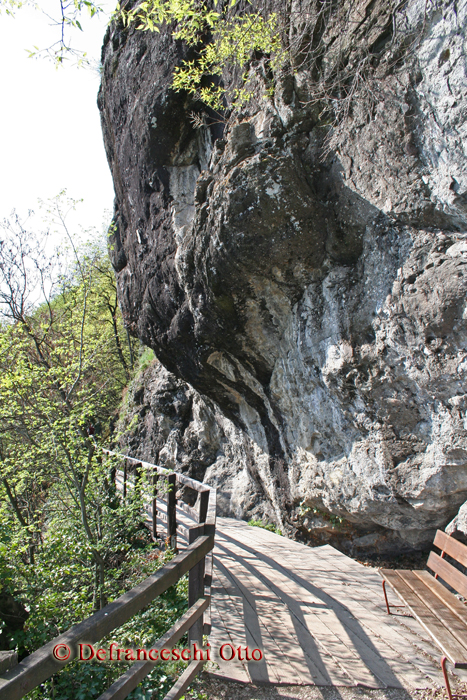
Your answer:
[123,459,127,499]
[167,473,177,551]
[152,471,158,539]
[188,525,205,649]
[201,487,216,636]
[198,491,209,525]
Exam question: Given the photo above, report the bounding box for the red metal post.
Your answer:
[441,656,453,700]
[382,580,391,615]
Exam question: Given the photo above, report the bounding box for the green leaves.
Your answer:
[114,0,284,113]
[0,201,190,698]
[248,518,282,535]
[0,198,135,632]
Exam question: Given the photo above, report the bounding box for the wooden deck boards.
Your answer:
[144,494,448,690]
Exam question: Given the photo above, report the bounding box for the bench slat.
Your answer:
[381,569,467,667]
[397,570,467,658]
[433,530,467,568]
[427,551,467,599]
[414,570,467,628]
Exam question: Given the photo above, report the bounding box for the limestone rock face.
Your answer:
[99,0,467,552]
[116,360,277,522]
[446,499,467,542]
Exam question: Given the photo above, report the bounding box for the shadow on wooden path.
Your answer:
[151,498,449,691]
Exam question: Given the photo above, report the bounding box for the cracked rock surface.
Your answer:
[100,0,467,553]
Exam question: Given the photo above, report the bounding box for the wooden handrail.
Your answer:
[0,450,217,700]
[103,450,211,493]
[0,537,213,700]
[95,598,210,700]
[163,655,207,700]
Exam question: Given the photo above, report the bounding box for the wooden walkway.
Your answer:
[141,482,456,691]
[111,464,466,692]
[209,519,444,689]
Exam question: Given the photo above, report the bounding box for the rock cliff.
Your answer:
[99,0,467,553]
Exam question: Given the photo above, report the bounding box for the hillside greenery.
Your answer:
[0,196,188,699]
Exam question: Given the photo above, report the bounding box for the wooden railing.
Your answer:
[107,451,217,646]
[0,451,216,700]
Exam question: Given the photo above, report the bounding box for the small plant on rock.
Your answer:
[248,518,282,536]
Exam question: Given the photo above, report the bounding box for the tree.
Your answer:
[0,198,189,700]
[1,0,282,107]
[1,0,282,109]
[0,194,136,620]
[0,0,104,63]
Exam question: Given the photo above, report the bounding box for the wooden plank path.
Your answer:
[149,502,454,691]
[121,475,453,691]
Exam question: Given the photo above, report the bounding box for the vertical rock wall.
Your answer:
[100,0,467,553]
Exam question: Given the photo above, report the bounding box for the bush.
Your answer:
[248,519,282,536]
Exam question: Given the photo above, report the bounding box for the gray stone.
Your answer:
[446,501,467,538]
[116,359,279,524]
[352,534,381,550]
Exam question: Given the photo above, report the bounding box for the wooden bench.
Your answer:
[380,530,467,699]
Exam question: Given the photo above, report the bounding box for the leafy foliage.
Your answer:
[298,502,345,529]
[248,518,282,535]
[116,0,424,142]
[0,196,135,605]
[174,12,281,110]
[116,0,283,112]
[0,196,188,698]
